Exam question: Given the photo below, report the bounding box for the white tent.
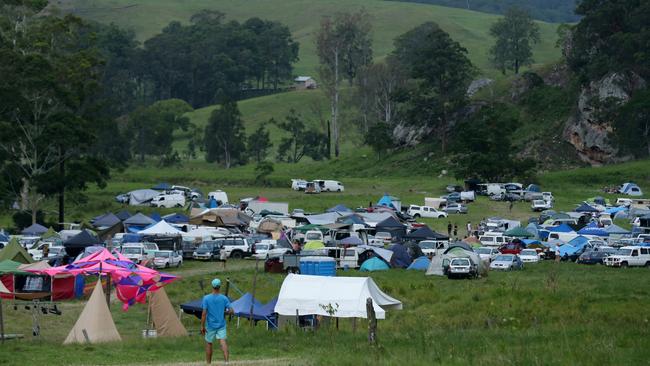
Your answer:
[64,281,121,344]
[274,274,402,319]
[304,212,342,225]
[137,220,182,235]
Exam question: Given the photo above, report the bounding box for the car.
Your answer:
[291,179,308,191]
[193,241,222,261]
[442,192,461,202]
[519,249,541,263]
[603,246,650,267]
[446,257,477,279]
[152,250,183,268]
[490,254,524,271]
[443,203,468,214]
[150,193,185,208]
[28,242,51,261]
[218,237,254,259]
[304,230,324,242]
[418,240,447,256]
[577,250,613,265]
[446,185,463,193]
[407,205,448,219]
[479,235,509,247]
[499,242,525,255]
[120,244,147,264]
[373,232,392,246]
[531,200,552,212]
[313,180,345,192]
[252,240,276,259]
[170,185,202,200]
[305,182,321,194]
[476,247,500,262]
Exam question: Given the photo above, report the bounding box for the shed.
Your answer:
[294,76,317,89]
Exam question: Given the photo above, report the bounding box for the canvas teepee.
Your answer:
[64,281,121,344]
[149,287,188,337]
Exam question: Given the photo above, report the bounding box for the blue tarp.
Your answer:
[123,233,141,243]
[163,213,189,224]
[149,212,162,222]
[604,206,627,215]
[568,235,590,247]
[522,239,541,246]
[180,293,278,327]
[547,224,575,233]
[360,257,390,272]
[577,223,608,237]
[558,244,580,256]
[337,214,366,225]
[407,256,430,270]
[377,195,398,209]
[388,244,412,268]
[326,204,353,213]
[575,203,600,213]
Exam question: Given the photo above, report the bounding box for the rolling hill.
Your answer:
[49,0,561,76]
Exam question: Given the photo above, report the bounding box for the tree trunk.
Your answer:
[58,158,65,230]
[333,49,340,158]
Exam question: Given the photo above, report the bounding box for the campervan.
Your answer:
[151,193,185,208]
[207,190,229,205]
[314,180,345,192]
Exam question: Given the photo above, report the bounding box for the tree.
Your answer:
[275,109,328,163]
[488,7,540,75]
[247,125,272,163]
[393,22,475,153]
[612,90,650,158]
[254,161,274,186]
[355,57,406,132]
[316,10,373,158]
[204,101,246,168]
[364,122,393,159]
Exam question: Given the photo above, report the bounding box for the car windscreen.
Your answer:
[122,247,142,254]
[197,243,214,251]
[521,250,536,255]
[154,252,170,258]
[476,248,492,254]
[419,242,435,249]
[451,258,470,265]
[256,244,269,250]
[494,255,512,262]
[617,249,632,256]
[306,233,321,240]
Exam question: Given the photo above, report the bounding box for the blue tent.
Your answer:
[604,206,627,215]
[180,293,278,327]
[575,202,599,213]
[407,256,430,270]
[568,235,590,247]
[522,239,542,246]
[603,224,631,235]
[377,194,398,209]
[577,223,608,237]
[115,210,131,221]
[21,223,48,236]
[123,233,141,243]
[163,213,189,224]
[93,213,121,228]
[326,204,352,213]
[360,257,390,272]
[558,244,580,256]
[375,216,406,239]
[388,244,412,268]
[152,182,172,190]
[149,212,162,222]
[547,224,575,233]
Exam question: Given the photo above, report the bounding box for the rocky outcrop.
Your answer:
[466,78,493,97]
[564,72,646,165]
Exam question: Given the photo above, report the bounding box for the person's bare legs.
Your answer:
[205,342,213,365]
[219,339,229,362]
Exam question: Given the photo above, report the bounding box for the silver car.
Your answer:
[444,203,468,214]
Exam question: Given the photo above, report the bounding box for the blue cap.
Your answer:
[211,278,221,288]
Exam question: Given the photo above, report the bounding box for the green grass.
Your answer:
[52,0,561,77]
[3,260,650,365]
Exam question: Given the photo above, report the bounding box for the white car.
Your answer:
[314,180,344,192]
[603,246,650,267]
[304,230,324,242]
[476,247,500,262]
[478,235,509,247]
[519,249,541,263]
[531,200,552,212]
[151,193,185,208]
[490,254,524,271]
[291,179,308,191]
[120,244,147,264]
[407,205,448,219]
[252,240,276,259]
[373,232,392,246]
[418,240,447,256]
[152,250,183,269]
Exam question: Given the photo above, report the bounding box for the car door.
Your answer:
[630,249,641,265]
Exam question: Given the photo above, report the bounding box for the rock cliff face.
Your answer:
[564,72,646,165]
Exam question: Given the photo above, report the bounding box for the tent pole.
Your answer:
[249,259,259,325]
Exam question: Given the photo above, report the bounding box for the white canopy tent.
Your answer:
[274,274,402,319]
[137,220,182,235]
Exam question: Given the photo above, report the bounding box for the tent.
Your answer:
[407,256,430,271]
[577,223,609,237]
[21,223,48,236]
[93,213,121,228]
[18,261,75,301]
[127,189,160,206]
[190,208,251,227]
[64,280,122,344]
[588,196,610,206]
[337,214,366,226]
[504,226,534,238]
[123,213,157,227]
[360,257,390,272]
[388,244,412,268]
[603,224,631,235]
[404,226,449,241]
[377,194,401,211]
[257,219,283,233]
[137,220,182,236]
[375,216,406,239]
[547,224,575,233]
[115,210,132,221]
[304,212,342,225]
[619,182,643,196]
[274,274,402,319]
[149,212,162,222]
[357,246,393,264]
[445,242,473,252]
[575,202,600,213]
[568,236,590,248]
[0,238,34,264]
[162,213,189,224]
[149,287,188,337]
[0,260,30,299]
[303,241,325,250]
[326,204,353,213]
[63,230,102,257]
[557,244,580,257]
[41,227,60,240]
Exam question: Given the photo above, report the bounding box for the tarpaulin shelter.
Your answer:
[557,244,580,257]
[388,244,412,268]
[181,293,279,328]
[63,230,101,257]
[404,226,448,241]
[505,226,534,238]
[149,287,188,337]
[604,224,631,235]
[575,202,600,213]
[577,222,609,237]
[127,189,160,206]
[0,260,29,299]
[123,213,157,232]
[375,216,406,239]
[257,219,283,233]
[190,208,251,227]
[0,238,34,264]
[274,274,402,319]
[93,213,121,229]
[64,280,121,344]
[19,261,75,301]
[162,213,189,224]
[547,224,575,233]
[340,236,362,245]
[326,204,353,213]
[377,194,401,211]
[568,236,590,248]
[360,257,390,272]
[337,214,366,226]
[115,210,132,221]
[21,223,47,236]
[137,220,182,236]
[407,256,430,270]
[304,212,342,225]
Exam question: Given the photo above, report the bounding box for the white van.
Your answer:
[304,230,324,242]
[487,183,505,196]
[479,234,509,247]
[291,179,308,191]
[121,244,147,264]
[151,193,185,208]
[208,190,229,205]
[314,180,345,192]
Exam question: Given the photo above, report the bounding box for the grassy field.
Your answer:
[50,0,561,77]
[2,259,650,365]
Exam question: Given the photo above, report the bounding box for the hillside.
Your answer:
[48,0,561,76]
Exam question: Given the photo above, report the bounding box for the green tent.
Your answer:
[294,224,328,233]
[41,227,60,240]
[0,238,34,264]
[0,260,29,275]
[504,226,534,238]
[303,241,325,250]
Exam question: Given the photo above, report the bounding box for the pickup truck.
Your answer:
[603,246,650,267]
[531,200,552,212]
[407,205,447,219]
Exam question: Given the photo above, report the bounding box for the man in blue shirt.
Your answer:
[201,278,233,364]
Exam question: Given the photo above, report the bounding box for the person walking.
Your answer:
[508,200,514,212]
[466,222,472,237]
[447,222,452,237]
[201,278,234,365]
[453,224,458,238]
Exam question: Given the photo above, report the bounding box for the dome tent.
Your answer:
[360,257,390,272]
[407,256,430,270]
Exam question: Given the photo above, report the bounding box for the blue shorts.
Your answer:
[205,327,227,343]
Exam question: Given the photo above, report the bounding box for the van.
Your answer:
[487,184,505,196]
[479,235,509,247]
[151,193,185,208]
[291,179,308,191]
[339,248,360,269]
[121,244,147,264]
[207,190,229,205]
[314,180,345,192]
[304,230,324,242]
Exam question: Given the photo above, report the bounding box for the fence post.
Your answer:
[366,297,377,344]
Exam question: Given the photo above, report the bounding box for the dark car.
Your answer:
[192,240,223,261]
[577,250,614,265]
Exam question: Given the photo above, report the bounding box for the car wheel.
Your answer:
[176,203,183,208]
[645,261,650,267]
[621,262,628,268]
[413,214,420,218]
[231,251,243,260]
[438,215,444,219]
[338,189,341,192]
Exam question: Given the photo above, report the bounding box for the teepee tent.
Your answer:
[0,238,34,264]
[64,280,122,344]
[149,287,188,337]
